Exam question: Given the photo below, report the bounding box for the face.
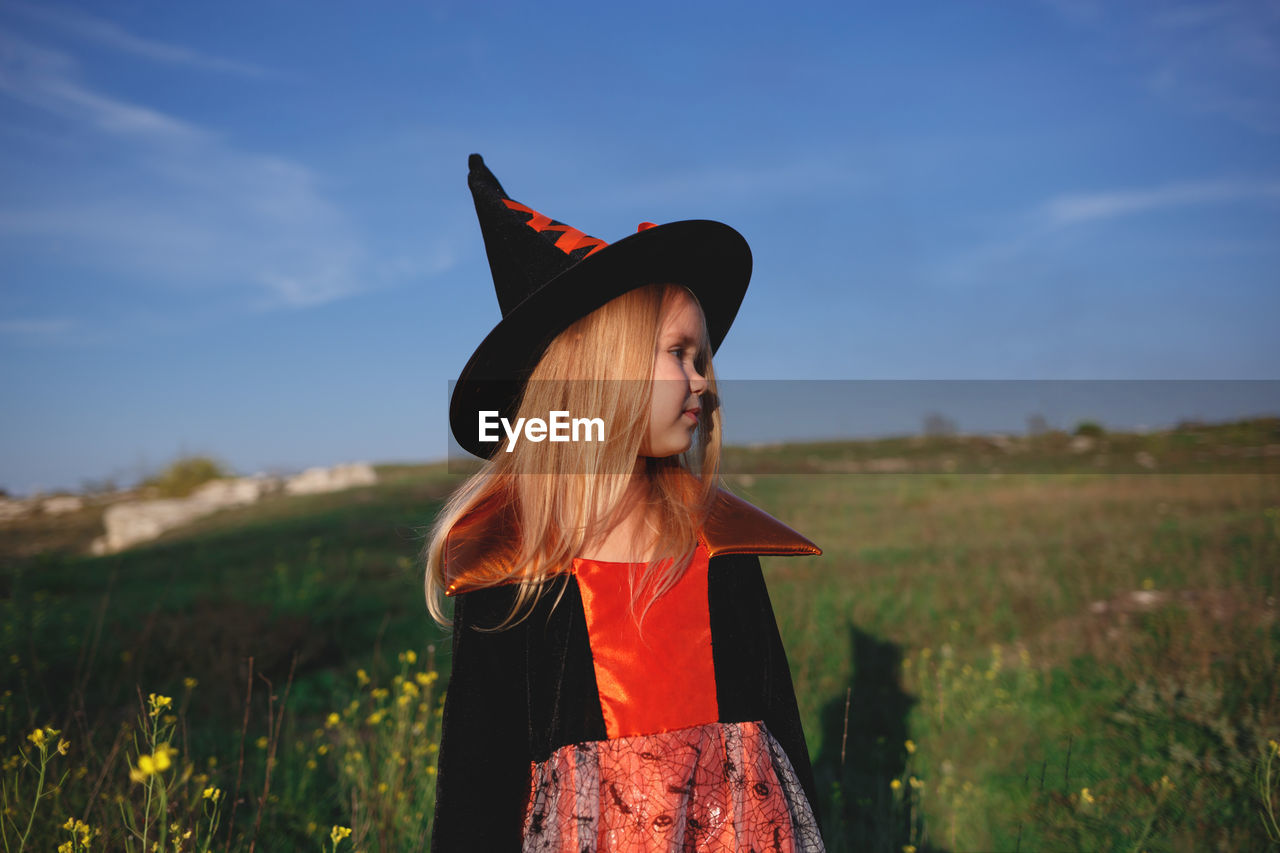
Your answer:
[640,290,709,458]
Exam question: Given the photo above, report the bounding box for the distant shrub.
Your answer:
[141,455,232,497]
[1073,420,1106,438]
[923,412,957,438]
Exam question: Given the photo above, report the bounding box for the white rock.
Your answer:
[91,467,374,554]
[42,496,84,515]
[191,475,279,507]
[97,499,214,553]
[1070,435,1095,453]
[284,463,377,495]
[0,498,34,523]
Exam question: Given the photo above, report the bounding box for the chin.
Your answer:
[643,438,692,459]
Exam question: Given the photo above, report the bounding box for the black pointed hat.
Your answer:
[450,154,752,458]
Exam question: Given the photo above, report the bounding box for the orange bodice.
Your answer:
[572,541,718,740]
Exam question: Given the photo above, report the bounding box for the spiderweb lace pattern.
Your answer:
[521,720,824,852]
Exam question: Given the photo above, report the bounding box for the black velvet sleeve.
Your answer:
[707,553,822,830]
[430,586,531,852]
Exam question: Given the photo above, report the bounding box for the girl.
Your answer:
[425,154,825,852]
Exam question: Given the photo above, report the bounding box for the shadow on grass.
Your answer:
[814,626,945,853]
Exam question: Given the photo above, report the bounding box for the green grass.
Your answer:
[2,421,1279,850]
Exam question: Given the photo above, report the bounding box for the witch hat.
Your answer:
[450,154,752,459]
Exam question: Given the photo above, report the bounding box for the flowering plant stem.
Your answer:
[16,748,47,852]
[1259,741,1280,842]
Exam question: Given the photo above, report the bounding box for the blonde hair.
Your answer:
[423,284,722,629]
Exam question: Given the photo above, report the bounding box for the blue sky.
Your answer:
[2,0,1278,495]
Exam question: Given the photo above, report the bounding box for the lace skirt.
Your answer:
[521,720,825,852]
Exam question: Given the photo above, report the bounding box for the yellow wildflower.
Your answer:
[1081,787,1095,804]
[356,669,370,686]
[184,677,198,689]
[326,712,341,728]
[59,843,73,853]
[57,738,70,755]
[202,786,221,802]
[908,776,924,790]
[1270,739,1279,754]
[28,727,49,747]
[904,846,917,853]
[371,688,389,700]
[331,825,353,845]
[890,779,902,791]
[131,744,176,781]
[400,650,418,664]
[904,739,916,755]
[256,736,269,750]
[147,694,172,717]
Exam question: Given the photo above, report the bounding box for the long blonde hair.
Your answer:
[423,283,722,628]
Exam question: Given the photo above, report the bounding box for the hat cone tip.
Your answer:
[468,153,485,170]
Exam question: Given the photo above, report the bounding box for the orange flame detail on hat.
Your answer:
[502,199,609,257]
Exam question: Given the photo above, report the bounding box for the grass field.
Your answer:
[2,419,1278,851]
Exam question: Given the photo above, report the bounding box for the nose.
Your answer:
[688,363,707,395]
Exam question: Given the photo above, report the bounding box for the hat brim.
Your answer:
[450,219,750,459]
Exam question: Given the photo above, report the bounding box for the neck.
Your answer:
[578,457,656,561]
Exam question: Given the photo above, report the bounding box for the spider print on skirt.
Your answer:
[521,720,824,852]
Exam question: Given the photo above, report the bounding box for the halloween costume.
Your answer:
[432,156,825,851]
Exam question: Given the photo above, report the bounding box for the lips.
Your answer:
[683,408,700,423]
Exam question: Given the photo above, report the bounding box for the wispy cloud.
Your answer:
[935,175,1280,288]
[6,1,272,77]
[1041,0,1280,133]
[0,35,205,141]
[0,31,377,309]
[1042,179,1280,225]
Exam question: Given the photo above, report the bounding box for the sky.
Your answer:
[2,0,1278,495]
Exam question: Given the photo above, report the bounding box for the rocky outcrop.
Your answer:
[0,498,34,523]
[90,465,376,555]
[42,496,84,515]
[284,463,377,495]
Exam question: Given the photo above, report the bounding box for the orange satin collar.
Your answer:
[444,488,821,596]
[573,542,719,739]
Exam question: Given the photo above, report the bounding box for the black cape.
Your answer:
[430,491,823,851]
